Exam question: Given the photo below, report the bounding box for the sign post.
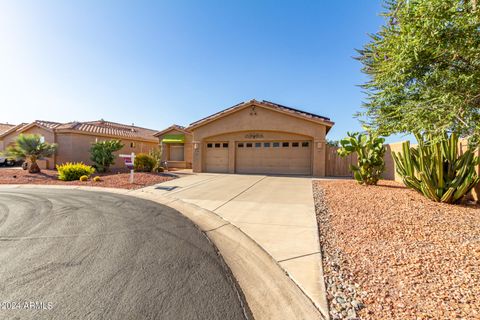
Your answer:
[120,153,135,183]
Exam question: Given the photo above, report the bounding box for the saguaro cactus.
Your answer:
[392,133,480,204]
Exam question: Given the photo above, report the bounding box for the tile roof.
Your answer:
[0,119,158,142]
[188,99,333,128]
[0,123,15,135]
[154,124,190,137]
[33,120,63,129]
[57,120,158,142]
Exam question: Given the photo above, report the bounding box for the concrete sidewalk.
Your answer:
[142,173,328,317]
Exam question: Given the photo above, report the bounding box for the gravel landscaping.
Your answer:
[0,168,176,189]
[314,179,480,320]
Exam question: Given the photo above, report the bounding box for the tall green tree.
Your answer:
[357,0,480,143]
[5,134,57,173]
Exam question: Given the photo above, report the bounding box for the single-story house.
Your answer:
[0,120,159,169]
[156,99,334,176]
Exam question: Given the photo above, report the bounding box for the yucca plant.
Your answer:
[392,133,480,204]
[338,132,386,185]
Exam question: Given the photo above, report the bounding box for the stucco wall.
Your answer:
[56,133,158,169]
[190,105,329,176]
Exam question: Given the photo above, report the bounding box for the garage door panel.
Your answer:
[205,142,229,173]
[236,141,311,175]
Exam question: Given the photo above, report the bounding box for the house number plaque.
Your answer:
[245,133,264,139]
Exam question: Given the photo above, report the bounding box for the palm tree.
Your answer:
[6,134,57,173]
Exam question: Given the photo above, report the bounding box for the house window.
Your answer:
[302,142,309,147]
[282,142,289,147]
[223,143,229,148]
[130,142,135,148]
[273,142,280,148]
[39,136,45,143]
[207,143,213,148]
[214,143,221,148]
[238,143,244,148]
[255,143,261,148]
[292,142,299,147]
[246,143,253,148]
[264,142,270,148]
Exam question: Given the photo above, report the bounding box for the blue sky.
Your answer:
[0,1,399,142]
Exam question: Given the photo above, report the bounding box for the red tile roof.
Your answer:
[57,120,158,142]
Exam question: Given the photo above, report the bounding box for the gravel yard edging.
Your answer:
[314,185,365,320]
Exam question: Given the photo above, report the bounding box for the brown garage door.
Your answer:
[205,142,229,173]
[235,141,312,175]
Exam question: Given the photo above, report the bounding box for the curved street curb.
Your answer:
[1,185,326,320]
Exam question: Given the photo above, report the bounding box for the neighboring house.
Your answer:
[0,120,159,169]
[155,99,334,176]
[0,123,16,150]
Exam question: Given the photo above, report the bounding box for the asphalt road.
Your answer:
[0,188,248,320]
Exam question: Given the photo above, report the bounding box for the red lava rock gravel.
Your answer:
[314,179,480,320]
[0,168,175,189]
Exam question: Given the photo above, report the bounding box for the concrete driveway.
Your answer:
[146,173,327,315]
[0,188,248,320]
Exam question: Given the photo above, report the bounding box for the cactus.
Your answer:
[392,133,480,204]
[338,132,386,185]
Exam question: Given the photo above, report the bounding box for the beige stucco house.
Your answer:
[156,100,334,176]
[0,120,159,169]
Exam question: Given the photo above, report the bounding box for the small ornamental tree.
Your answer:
[338,132,386,185]
[357,0,480,144]
[89,140,123,173]
[6,134,57,173]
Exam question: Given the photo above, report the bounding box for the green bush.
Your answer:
[134,153,156,172]
[338,132,386,185]
[392,133,480,204]
[57,162,95,181]
[90,140,124,173]
[149,147,163,172]
[79,175,88,182]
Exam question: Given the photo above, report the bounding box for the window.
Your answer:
[39,136,45,143]
[238,143,244,148]
[222,143,229,148]
[292,142,299,147]
[302,142,309,147]
[255,142,261,148]
[282,142,289,147]
[214,143,221,148]
[130,142,135,148]
[273,142,280,148]
[264,142,270,147]
[246,143,253,148]
[207,143,213,148]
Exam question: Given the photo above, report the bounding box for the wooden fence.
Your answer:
[325,145,357,177]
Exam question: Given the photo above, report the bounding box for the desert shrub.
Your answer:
[57,162,95,181]
[79,175,88,182]
[93,176,101,182]
[338,132,386,185]
[134,153,156,172]
[149,147,163,172]
[90,140,124,173]
[392,133,480,204]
